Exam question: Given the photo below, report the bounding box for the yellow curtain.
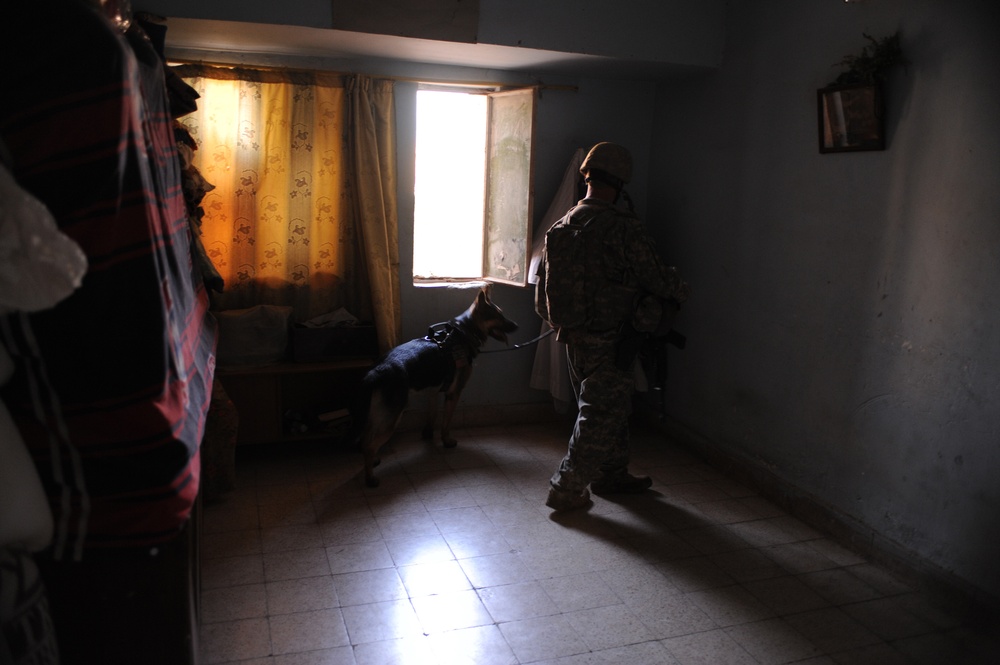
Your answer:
[174,66,399,341]
[348,76,401,351]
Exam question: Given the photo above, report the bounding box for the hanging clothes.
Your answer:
[0,1,217,555]
[529,148,586,411]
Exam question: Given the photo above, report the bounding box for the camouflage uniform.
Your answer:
[549,197,686,495]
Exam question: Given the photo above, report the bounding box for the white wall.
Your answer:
[648,0,1000,602]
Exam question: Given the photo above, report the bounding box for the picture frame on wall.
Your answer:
[818,84,885,153]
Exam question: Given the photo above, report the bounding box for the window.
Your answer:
[413,86,536,286]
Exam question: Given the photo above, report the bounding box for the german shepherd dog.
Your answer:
[350,288,518,487]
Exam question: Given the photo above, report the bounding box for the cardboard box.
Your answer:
[290,325,378,362]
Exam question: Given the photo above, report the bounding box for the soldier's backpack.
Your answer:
[537,204,612,330]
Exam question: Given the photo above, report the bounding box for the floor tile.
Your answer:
[416,485,479,511]
[428,505,494,534]
[784,607,882,653]
[661,628,758,665]
[318,515,383,546]
[384,533,455,567]
[325,541,395,574]
[892,630,985,664]
[458,551,534,588]
[632,591,718,639]
[202,554,265,590]
[271,645,356,665]
[742,574,831,616]
[202,528,263,559]
[443,526,512,559]
[398,559,472,597]
[828,641,914,665]
[499,614,589,663]
[760,541,839,574]
[264,548,332,582]
[709,547,787,583]
[203,503,260,535]
[799,568,883,606]
[686,585,776,627]
[201,583,269,624]
[266,576,340,615]
[259,498,318,529]
[427,624,518,665]
[588,640,681,665]
[340,599,423,645]
[846,563,914,596]
[841,596,935,641]
[478,580,560,622]
[411,588,493,633]
[659,556,738,593]
[692,497,762,525]
[199,422,994,665]
[675,525,750,555]
[199,617,272,664]
[540,572,622,613]
[564,603,654,651]
[352,636,437,665]
[261,524,325,553]
[599,561,676,605]
[375,511,441,541]
[724,617,822,664]
[269,608,350,655]
[332,568,407,606]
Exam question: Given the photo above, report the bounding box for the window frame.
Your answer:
[413,84,537,287]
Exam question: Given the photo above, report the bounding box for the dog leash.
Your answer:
[480,327,555,353]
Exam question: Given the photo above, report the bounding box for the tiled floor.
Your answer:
[198,418,999,664]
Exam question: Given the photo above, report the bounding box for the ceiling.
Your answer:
[161,17,709,81]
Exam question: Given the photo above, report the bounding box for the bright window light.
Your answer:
[413,90,487,280]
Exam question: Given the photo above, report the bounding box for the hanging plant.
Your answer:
[830,31,907,86]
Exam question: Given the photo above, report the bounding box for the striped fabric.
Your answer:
[0,3,216,555]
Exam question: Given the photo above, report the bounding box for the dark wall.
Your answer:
[648,0,1000,601]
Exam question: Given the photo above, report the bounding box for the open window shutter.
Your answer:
[482,88,536,286]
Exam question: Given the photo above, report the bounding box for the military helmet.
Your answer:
[580,142,632,185]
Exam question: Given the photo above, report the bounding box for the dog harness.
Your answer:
[425,320,481,389]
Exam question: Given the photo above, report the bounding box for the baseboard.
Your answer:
[640,407,1000,621]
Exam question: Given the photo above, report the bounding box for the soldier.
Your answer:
[537,142,689,511]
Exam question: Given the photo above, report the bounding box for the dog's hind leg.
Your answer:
[361,392,401,488]
[361,430,394,488]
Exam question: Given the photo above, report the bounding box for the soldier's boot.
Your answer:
[590,472,652,496]
[545,486,593,511]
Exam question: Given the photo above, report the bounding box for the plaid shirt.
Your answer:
[0,3,216,555]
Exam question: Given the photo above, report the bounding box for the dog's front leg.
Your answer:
[421,389,438,441]
[440,391,459,449]
[440,367,471,449]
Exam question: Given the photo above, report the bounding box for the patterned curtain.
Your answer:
[348,77,402,352]
[173,66,397,341]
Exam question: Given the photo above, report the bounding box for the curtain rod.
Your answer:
[166,57,577,92]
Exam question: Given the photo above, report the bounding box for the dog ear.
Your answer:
[482,282,493,300]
